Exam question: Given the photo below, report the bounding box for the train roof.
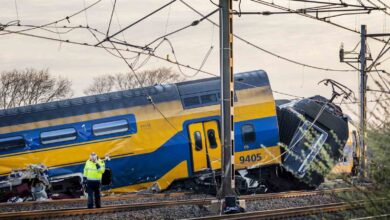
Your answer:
[0,70,270,127]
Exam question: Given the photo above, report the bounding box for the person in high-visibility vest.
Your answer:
[83,152,105,209]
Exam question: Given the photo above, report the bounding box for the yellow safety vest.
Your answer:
[83,159,105,181]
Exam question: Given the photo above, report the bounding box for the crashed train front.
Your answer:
[277,96,349,188]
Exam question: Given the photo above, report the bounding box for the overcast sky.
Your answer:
[1,0,389,122]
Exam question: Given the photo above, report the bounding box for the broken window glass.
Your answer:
[289,121,328,177]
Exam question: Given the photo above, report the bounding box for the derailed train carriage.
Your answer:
[0,70,349,201]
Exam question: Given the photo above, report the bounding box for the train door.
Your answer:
[188,121,221,172]
[204,121,222,170]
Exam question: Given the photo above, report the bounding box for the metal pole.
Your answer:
[219,0,236,199]
[359,25,367,179]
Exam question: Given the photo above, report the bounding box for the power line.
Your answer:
[14,0,20,21]
[0,29,184,72]
[3,1,360,73]
[341,96,390,104]
[145,8,219,47]
[106,0,117,37]
[180,0,356,72]
[376,0,390,11]
[0,2,363,107]
[163,38,215,77]
[366,0,390,16]
[0,0,103,36]
[250,0,388,44]
[96,0,176,46]
[367,88,390,94]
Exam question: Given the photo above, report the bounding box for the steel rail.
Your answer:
[0,187,359,208]
[0,187,368,219]
[0,191,192,207]
[191,201,368,220]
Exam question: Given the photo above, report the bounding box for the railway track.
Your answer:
[0,187,368,219]
[0,191,192,208]
[0,187,359,209]
[192,200,378,220]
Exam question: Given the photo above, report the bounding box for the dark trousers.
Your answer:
[87,180,101,208]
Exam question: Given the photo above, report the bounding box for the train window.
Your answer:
[207,129,217,149]
[93,119,129,136]
[201,94,218,104]
[194,131,203,151]
[242,124,256,144]
[41,128,77,145]
[0,136,25,151]
[216,93,237,102]
[183,96,200,107]
[291,121,328,176]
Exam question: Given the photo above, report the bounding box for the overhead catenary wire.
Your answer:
[366,0,390,16]
[0,28,207,76]
[179,0,356,73]
[106,0,117,37]
[145,7,219,47]
[82,0,90,25]
[376,0,390,11]
[14,0,20,21]
[2,1,364,74]
[163,38,214,78]
[110,0,127,43]
[95,0,177,46]
[3,1,381,108]
[249,0,388,44]
[0,22,363,107]
[367,37,390,71]
[0,0,103,36]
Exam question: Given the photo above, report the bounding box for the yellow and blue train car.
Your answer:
[0,70,281,198]
[330,120,360,176]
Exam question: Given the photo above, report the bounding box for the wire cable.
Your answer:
[145,8,219,47]
[96,0,176,46]
[163,38,214,78]
[0,0,103,36]
[14,0,20,21]
[250,0,388,44]
[1,18,325,106]
[106,0,117,37]
[180,0,356,73]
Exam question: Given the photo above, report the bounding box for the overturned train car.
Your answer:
[274,97,349,190]
[0,70,348,201]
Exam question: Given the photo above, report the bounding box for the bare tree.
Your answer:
[0,69,73,109]
[84,67,183,95]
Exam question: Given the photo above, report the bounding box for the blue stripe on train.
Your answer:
[48,130,190,189]
[0,114,137,156]
[234,116,279,152]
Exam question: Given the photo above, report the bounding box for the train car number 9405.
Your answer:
[239,153,262,164]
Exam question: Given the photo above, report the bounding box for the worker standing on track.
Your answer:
[83,152,105,209]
